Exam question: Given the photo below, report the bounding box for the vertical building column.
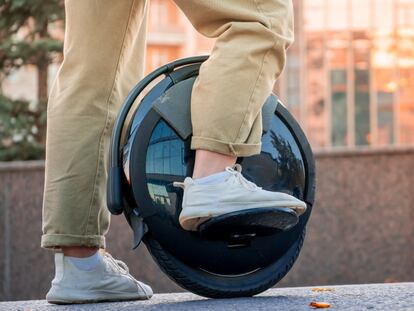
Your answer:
[346,0,355,147]
[297,0,307,133]
[323,0,332,148]
[393,0,400,145]
[369,0,378,146]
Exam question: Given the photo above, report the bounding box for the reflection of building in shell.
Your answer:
[146,120,186,206]
[241,117,305,198]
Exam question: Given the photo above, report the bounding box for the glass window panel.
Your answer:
[331,68,347,85]
[330,69,348,146]
[328,32,349,147]
[374,68,395,145]
[172,155,181,174]
[355,69,371,145]
[154,143,163,174]
[378,92,394,145]
[354,42,371,146]
[331,90,348,146]
[163,143,170,172]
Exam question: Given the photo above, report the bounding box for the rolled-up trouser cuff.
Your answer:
[191,136,261,157]
[41,234,105,249]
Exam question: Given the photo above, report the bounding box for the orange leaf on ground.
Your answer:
[312,288,334,292]
[309,301,331,308]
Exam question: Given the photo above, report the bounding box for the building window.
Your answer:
[330,69,348,146]
[354,37,371,146]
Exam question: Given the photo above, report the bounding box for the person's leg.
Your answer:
[42,0,152,303]
[174,0,294,169]
[42,0,147,251]
[172,0,306,231]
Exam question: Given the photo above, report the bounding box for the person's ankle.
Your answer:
[61,246,99,258]
[192,149,236,179]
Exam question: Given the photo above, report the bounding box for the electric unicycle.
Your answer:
[107,56,315,298]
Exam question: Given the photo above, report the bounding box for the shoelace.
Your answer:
[173,164,260,191]
[102,252,151,299]
[225,164,261,191]
[103,252,129,274]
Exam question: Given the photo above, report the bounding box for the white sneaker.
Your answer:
[173,164,307,231]
[46,251,153,304]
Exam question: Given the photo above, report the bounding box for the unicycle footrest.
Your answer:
[198,207,299,240]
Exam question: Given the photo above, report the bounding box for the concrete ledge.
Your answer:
[3,145,414,170]
[0,160,44,172]
[314,145,414,158]
[1,149,414,300]
[0,283,413,311]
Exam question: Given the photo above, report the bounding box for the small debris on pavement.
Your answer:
[312,288,334,292]
[309,301,331,308]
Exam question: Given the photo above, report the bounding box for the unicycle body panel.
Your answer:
[108,56,315,298]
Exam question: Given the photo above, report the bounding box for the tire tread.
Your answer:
[144,229,305,298]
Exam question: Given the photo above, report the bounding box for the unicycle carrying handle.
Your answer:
[106,56,209,215]
[107,166,124,215]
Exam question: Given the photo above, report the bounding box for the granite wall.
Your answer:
[1,147,413,301]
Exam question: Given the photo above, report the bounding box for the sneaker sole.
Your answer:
[180,201,306,231]
[47,297,149,305]
[47,289,151,304]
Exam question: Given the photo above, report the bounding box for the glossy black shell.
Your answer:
[120,59,315,278]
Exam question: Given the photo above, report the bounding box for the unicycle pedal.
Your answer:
[198,207,299,240]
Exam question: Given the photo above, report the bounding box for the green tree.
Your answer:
[0,0,64,160]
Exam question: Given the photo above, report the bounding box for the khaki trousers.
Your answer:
[41,0,294,248]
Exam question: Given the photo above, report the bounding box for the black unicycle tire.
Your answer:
[143,228,306,298]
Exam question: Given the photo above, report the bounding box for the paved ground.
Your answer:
[0,283,413,311]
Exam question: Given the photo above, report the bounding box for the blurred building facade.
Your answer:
[282,0,414,148]
[2,0,414,150]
